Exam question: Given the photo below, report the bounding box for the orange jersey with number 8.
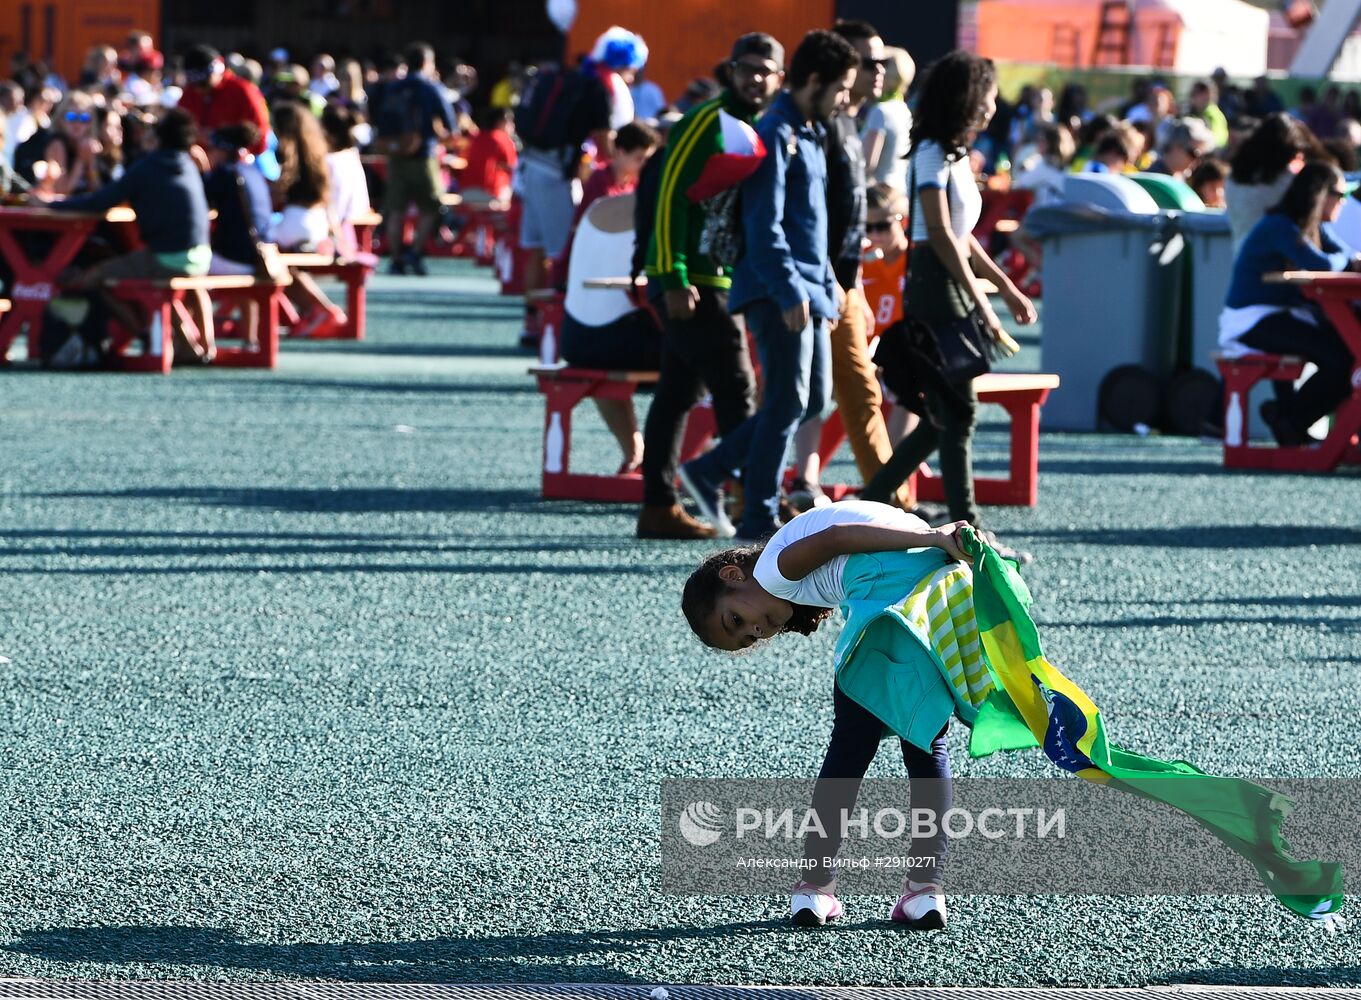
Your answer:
[861,252,907,332]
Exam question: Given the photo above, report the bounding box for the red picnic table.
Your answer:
[1218,271,1361,471]
[0,204,137,361]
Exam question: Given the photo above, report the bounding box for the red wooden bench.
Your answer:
[456,199,510,266]
[496,232,531,296]
[350,210,383,256]
[815,372,1062,507]
[104,273,288,374]
[533,364,716,502]
[277,252,375,341]
[527,289,565,362]
[1216,352,1361,470]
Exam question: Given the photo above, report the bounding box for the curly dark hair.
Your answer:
[1230,111,1322,185]
[682,545,832,651]
[788,28,859,91]
[909,49,997,156]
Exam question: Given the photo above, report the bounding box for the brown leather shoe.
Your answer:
[636,503,720,540]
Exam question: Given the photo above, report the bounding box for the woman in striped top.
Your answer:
[859,52,1036,560]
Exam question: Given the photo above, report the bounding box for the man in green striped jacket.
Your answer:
[637,33,786,540]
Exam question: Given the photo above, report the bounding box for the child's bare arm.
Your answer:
[777,522,970,581]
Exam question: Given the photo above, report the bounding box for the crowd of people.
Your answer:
[503,30,1361,545]
[0,24,1357,467]
[1,22,1354,936]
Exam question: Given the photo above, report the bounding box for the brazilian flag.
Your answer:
[962,528,1344,923]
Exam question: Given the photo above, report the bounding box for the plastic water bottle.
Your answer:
[539,322,557,365]
[545,413,565,473]
[1225,392,1243,447]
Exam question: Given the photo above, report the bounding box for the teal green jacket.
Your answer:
[832,549,979,751]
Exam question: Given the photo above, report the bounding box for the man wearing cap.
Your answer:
[634,33,785,540]
[178,44,270,155]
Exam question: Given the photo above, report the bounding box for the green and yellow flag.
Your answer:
[962,528,1345,923]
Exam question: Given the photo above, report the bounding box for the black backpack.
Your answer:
[520,68,600,152]
[372,78,426,157]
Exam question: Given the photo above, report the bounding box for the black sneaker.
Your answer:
[405,252,428,277]
[387,255,409,276]
[1260,400,1309,447]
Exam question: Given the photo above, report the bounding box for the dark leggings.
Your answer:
[801,682,952,887]
[862,378,980,526]
[1239,309,1356,430]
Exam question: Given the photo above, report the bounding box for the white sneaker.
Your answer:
[790,879,844,926]
[889,881,947,929]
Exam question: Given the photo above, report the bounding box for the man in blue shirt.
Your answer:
[374,41,457,276]
[678,30,859,541]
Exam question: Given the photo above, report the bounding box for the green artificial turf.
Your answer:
[1,261,1359,986]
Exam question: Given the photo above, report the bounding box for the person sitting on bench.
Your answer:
[270,100,347,338]
[559,191,663,475]
[457,106,517,206]
[321,104,373,258]
[51,107,216,362]
[204,122,276,349]
[556,120,661,281]
[1219,160,1361,446]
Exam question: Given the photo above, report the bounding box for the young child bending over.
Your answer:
[683,499,977,928]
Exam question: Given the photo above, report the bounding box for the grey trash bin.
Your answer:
[1180,210,1276,440]
[1029,175,1184,431]
[1180,210,1234,373]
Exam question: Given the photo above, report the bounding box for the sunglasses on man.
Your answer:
[65,111,92,123]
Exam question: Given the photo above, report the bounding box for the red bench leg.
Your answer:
[344,269,367,341]
[541,380,590,498]
[156,297,175,374]
[910,390,1048,507]
[262,286,280,367]
[997,394,1041,506]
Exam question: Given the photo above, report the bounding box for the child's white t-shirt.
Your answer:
[752,501,930,609]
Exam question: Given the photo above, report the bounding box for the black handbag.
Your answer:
[875,315,977,421]
[906,155,996,383]
[930,306,995,383]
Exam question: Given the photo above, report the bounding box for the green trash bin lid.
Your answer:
[1130,172,1205,210]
